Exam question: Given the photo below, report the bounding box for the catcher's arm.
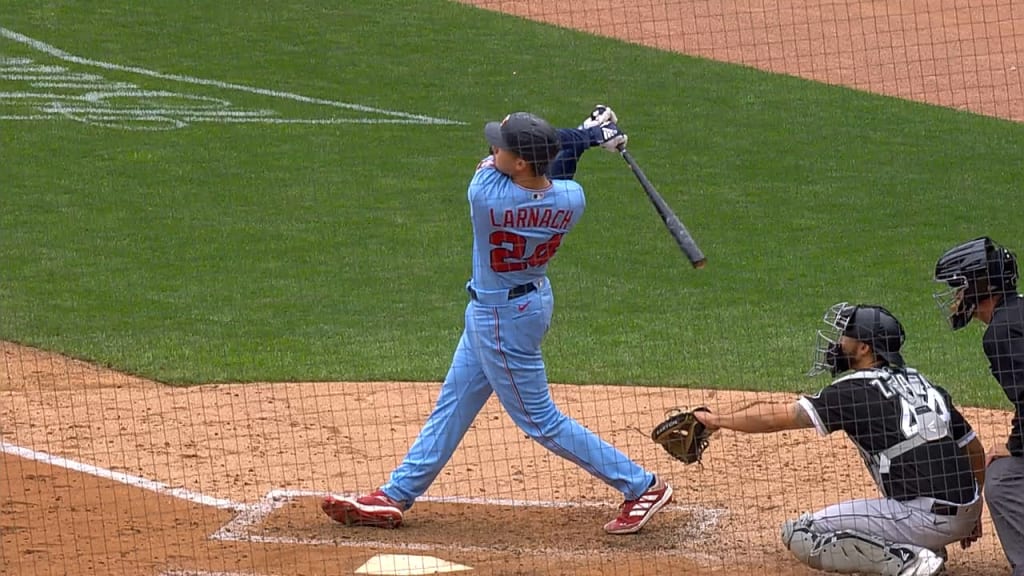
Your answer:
[697,401,812,434]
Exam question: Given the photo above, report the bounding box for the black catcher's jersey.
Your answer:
[982,292,1024,456]
[798,367,977,505]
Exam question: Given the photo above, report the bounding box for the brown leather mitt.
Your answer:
[651,407,713,465]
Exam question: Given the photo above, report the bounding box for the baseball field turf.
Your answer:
[2,0,1023,408]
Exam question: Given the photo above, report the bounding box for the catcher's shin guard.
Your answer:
[781,516,944,576]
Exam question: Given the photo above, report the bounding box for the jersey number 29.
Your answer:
[489,231,564,272]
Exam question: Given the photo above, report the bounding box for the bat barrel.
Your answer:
[620,148,706,269]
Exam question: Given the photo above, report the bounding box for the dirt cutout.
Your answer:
[461,0,1024,122]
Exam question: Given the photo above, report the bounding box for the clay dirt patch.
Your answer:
[234,497,721,575]
[256,497,700,556]
[3,340,1017,575]
[460,0,1024,122]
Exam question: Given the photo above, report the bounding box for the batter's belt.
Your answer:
[467,281,540,304]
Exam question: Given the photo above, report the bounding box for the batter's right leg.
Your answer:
[322,308,493,528]
[379,329,493,503]
[986,456,1024,575]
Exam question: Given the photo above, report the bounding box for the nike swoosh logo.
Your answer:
[518,302,530,312]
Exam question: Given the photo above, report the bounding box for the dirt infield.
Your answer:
[1,341,1016,575]
[463,0,1024,122]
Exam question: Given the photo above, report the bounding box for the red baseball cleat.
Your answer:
[321,490,405,529]
[603,476,673,535]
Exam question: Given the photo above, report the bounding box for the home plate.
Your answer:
[355,554,473,575]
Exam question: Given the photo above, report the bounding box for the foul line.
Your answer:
[0,26,465,125]
[1,440,726,560]
[161,572,276,576]
[0,440,245,511]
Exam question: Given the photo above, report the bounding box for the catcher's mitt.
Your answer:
[651,407,713,465]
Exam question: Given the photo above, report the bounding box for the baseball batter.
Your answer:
[322,106,673,535]
[695,303,985,576]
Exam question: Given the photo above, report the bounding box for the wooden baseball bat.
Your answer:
[620,148,707,269]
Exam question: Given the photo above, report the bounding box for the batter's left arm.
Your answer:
[547,128,595,180]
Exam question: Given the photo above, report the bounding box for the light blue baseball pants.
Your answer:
[381,279,653,504]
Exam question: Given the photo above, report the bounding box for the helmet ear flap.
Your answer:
[971,244,1019,297]
[993,247,1018,293]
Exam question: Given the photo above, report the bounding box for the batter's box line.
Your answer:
[209,488,728,560]
[0,441,724,561]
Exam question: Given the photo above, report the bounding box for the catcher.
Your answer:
[654,302,985,576]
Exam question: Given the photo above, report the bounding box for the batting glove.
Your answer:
[595,122,627,152]
[579,104,618,129]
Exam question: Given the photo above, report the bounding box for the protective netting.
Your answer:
[2,2,1021,576]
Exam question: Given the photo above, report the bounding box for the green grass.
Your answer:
[1,1,1022,408]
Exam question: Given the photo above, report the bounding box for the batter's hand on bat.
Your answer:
[579,104,618,129]
[596,122,627,152]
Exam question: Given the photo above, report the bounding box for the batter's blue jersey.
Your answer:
[468,156,585,290]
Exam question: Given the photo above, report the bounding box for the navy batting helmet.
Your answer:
[484,112,560,173]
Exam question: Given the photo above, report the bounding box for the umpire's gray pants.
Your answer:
[987,456,1024,576]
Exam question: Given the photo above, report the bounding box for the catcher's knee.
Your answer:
[781,517,930,576]
[781,514,819,567]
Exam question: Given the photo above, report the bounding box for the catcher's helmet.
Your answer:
[809,302,906,376]
[484,112,561,174]
[933,236,1018,330]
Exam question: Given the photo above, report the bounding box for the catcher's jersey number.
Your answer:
[490,231,564,272]
[873,373,951,440]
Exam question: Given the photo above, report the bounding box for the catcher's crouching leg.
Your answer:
[781,515,944,576]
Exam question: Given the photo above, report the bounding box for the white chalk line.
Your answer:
[0,26,465,125]
[0,440,244,511]
[1,441,725,562]
[0,113,430,125]
[31,81,136,89]
[161,571,276,576]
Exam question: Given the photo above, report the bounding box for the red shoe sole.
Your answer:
[321,496,403,529]
[604,487,674,535]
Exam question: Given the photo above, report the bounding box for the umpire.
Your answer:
[934,236,1024,575]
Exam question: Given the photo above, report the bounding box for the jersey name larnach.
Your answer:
[490,208,574,230]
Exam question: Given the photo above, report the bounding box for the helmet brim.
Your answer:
[484,121,507,150]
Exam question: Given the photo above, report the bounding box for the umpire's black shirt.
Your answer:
[983,292,1024,456]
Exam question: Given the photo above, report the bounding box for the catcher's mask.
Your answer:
[933,236,1018,330]
[808,302,906,377]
